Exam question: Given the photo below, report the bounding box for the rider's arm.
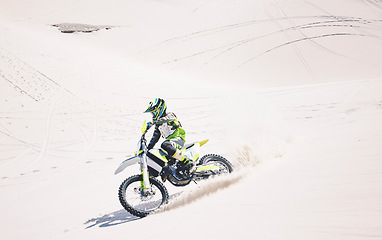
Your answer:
[148,126,161,150]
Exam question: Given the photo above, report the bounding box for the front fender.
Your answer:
[115,155,140,175]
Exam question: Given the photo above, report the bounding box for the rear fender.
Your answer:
[182,139,208,162]
[198,139,209,147]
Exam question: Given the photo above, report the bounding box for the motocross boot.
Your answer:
[182,158,196,176]
[173,150,196,176]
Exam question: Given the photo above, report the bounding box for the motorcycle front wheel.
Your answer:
[118,174,169,217]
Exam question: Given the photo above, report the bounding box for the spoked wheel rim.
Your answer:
[201,154,234,173]
[214,161,231,175]
[119,175,169,217]
[123,181,163,213]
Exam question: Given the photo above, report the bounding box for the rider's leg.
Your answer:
[161,137,184,156]
[161,138,195,173]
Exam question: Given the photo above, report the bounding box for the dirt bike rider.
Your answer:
[144,98,195,175]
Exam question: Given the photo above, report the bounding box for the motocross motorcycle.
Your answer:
[115,120,233,217]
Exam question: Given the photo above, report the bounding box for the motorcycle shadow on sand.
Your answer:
[84,192,182,228]
[84,209,140,228]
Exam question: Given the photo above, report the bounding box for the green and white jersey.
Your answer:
[156,112,186,141]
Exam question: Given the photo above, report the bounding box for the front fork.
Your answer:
[140,154,151,190]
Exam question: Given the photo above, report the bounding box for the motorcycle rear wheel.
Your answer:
[118,174,169,217]
[199,154,234,174]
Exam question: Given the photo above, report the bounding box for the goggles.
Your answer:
[151,108,161,118]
